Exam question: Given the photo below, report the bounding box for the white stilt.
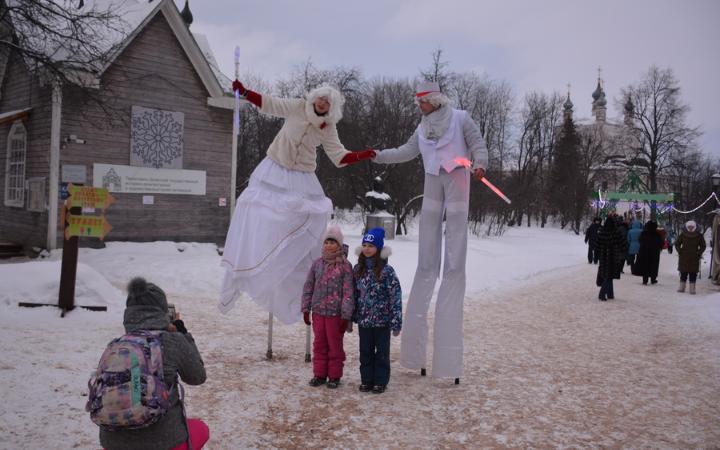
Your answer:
[266,312,273,360]
[305,325,312,362]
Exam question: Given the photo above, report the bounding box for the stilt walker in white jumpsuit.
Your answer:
[373,81,488,382]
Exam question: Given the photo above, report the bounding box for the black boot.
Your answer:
[326,378,341,389]
[372,385,386,394]
[308,376,326,387]
[359,384,372,392]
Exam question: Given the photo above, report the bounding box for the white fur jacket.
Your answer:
[259,93,350,173]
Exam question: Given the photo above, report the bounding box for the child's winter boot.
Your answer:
[689,283,696,295]
[678,281,686,293]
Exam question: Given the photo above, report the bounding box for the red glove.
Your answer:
[231,79,262,107]
[339,319,348,333]
[303,312,311,326]
[232,79,246,95]
[340,149,376,165]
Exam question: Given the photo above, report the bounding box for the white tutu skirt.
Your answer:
[218,157,331,324]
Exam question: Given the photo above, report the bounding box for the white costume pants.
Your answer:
[400,168,470,378]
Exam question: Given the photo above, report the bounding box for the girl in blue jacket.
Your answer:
[353,227,402,394]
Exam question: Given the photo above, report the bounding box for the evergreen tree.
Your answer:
[550,116,583,230]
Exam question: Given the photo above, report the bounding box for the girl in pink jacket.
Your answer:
[301,225,355,389]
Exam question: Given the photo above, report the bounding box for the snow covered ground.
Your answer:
[1,224,719,449]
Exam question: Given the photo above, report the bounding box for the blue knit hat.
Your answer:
[362,227,385,251]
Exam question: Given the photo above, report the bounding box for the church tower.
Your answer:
[563,84,573,122]
[591,67,607,123]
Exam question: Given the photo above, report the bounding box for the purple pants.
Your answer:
[312,314,346,379]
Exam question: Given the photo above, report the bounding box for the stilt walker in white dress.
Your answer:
[372,81,488,382]
[219,80,375,324]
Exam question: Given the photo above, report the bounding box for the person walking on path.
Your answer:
[674,220,706,294]
[372,81,488,382]
[585,217,601,264]
[596,216,628,301]
[219,80,374,324]
[635,221,664,285]
[352,227,402,394]
[626,220,643,271]
[301,225,355,389]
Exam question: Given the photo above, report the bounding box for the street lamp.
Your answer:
[709,174,720,280]
[712,173,720,193]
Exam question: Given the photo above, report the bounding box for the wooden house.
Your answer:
[0,0,235,252]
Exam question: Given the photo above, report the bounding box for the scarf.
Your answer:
[420,105,453,141]
[322,247,345,266]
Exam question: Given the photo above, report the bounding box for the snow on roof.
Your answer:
[8,0,159,72]
[9,0,229,94]
[0,107,31,124]
[193,33,232,94]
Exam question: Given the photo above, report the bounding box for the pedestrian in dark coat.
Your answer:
[674,220,706,294]
[635,221,663,285]
[584,217,601,264]
[596,217,628,300]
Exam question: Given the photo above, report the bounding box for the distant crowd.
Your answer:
[585,213,705,300]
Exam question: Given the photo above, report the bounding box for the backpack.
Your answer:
[86,330,172,431]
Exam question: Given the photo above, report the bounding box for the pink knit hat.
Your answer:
[322,225,344,247]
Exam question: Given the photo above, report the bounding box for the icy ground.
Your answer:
[1,225,719,449]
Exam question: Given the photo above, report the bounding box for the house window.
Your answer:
[26,177,46,212]
[4,121,27,207]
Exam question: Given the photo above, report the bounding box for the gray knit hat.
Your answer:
[126,277,168,312]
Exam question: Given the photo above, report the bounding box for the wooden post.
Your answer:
[58,202,81,315]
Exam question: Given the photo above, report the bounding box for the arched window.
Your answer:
[4,121,27,207]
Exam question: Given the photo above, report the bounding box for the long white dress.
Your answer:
[219,157,332,324]
[218,87,350,325]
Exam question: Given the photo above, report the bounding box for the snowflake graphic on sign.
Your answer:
[130,106,184,169]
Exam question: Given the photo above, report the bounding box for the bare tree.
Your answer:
[361,77,422,233]
[620,66,700,219]
[0,0,128,87]
[419,47,453,91]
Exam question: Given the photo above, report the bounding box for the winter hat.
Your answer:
[305,84,345,125]
[415,81,450,108]
[685,220,697,231]
[322,224,344,247]
[126,277,168,312]
[362,227,385,251]
[416,81,441,98]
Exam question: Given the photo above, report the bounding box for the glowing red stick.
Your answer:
[453,157,512,204]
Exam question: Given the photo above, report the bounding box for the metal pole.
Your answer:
[229,46,240,220]
[304,324,311,363]
[266,312,273,360]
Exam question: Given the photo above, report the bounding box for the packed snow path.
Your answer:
[190,262,720,449]
[0,229,718,448]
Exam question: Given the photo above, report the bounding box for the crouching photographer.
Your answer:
[87,277,209,450]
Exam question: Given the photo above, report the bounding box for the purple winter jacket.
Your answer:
[301,257,355,320]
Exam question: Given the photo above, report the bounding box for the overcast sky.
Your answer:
[178,0,720,158]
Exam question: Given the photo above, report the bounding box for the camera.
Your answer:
[167,303,177,322]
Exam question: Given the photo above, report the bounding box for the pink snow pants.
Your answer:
[172,419,210,449]
[312,314,346,379]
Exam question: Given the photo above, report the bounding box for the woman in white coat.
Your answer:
[219,81,374,324]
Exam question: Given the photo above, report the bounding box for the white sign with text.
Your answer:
[93,164,206,195]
